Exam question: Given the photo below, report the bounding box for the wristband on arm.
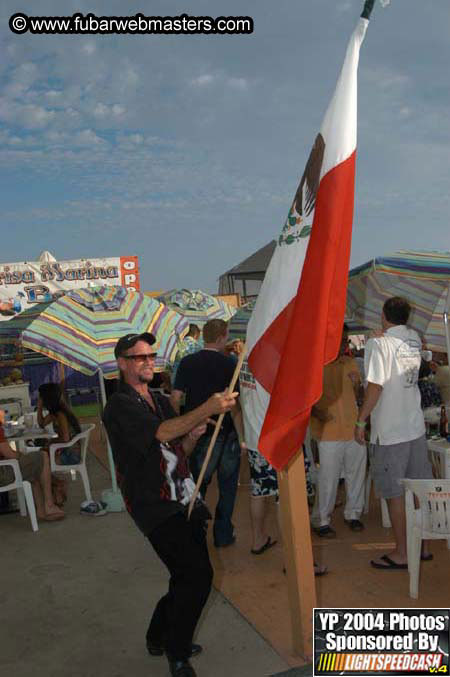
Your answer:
[355,420,366,428]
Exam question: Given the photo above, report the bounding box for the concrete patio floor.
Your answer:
[6,416,449,676]
[1,453,290,677]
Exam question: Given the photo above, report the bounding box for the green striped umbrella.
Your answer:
[347,250,450,352]
[158,288,237,327]
[228,300,256,340]
[0,286,189,509]
[16,286,189,376]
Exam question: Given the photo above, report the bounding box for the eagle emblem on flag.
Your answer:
[279,132,325,246]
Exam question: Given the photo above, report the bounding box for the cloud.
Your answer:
[93,102,126,118]
[228,77,248,91]
[81,43,96,55]
[364,66,411,91]
[0,98,56,129]
[189,73,249,91]
[190,74,215,87]
[336,2,352,12]
[72,129,108,147]
[0,0,449,291]
[22,104,56,128]
[111,103,125,116]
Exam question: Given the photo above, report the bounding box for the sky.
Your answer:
[1,0,449,294]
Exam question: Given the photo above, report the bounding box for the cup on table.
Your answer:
[24,412,34,430]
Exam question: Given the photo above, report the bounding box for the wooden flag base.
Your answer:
[278,449,317,660]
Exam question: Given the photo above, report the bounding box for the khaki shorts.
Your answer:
[371,434,433,499]
[0,451,43,487]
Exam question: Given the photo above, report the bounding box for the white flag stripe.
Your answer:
[246,240,308,361]
[319,19,368,179]
[246,19,368,362]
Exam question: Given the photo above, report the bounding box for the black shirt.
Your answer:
[103,382,191,535]
[174,349,238,436]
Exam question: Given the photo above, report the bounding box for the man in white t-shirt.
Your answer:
[354,297,433,570]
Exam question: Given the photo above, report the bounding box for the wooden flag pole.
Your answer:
[57,361,65,390]
[278,448,317,660]
[188,345,246,518]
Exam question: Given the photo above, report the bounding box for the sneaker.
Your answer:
[313,525,336,538]
[80,500,107,516]
[344,519,364,532]
[167,657,197,677]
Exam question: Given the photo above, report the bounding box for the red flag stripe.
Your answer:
[250,151,356,469]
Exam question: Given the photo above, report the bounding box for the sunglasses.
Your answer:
[123,353,158,364]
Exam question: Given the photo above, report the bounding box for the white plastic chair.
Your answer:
[401,478,450,599]
[428,444,450,480]
[48,423,95,503]
[0,459,38,532]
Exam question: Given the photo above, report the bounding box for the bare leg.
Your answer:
[386,496,407,561]
[250,495,271,551]
[371,496,407,565]
[40,453,64,517]
[31,480,46,518]
[52,475,68,507]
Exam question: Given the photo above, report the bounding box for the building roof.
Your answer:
[223,240,276,280]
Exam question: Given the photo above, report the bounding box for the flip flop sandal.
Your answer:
[251,536,277,555]
[314,564,328,577]
[370,554,407,570]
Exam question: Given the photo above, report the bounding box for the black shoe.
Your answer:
[344,519,364,532]
[147,640,202,658]
[314,525,336,538]
[167,657,197,677]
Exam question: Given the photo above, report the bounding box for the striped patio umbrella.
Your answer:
[0,286,189,510]
[2,286,189,377]
[228,300,256,340]
[346,250,450,353]
[157,288,237,327]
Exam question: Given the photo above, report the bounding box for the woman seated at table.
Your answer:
[0,410,64,521]
[37,383,82,506]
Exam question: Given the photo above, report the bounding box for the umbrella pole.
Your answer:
[98,369,125,512]
[443,287,450,405]
[444,286,450,359]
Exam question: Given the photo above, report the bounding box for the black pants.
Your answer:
[147,511,213,661]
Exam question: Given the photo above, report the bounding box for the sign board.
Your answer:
[0,255,140,320]
[314,608,449,675]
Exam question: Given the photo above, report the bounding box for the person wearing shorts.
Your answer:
[371,437,432,500]
[247,447,279,554]
[355,297,433,570]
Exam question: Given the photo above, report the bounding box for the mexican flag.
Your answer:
[244,17,369,470]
